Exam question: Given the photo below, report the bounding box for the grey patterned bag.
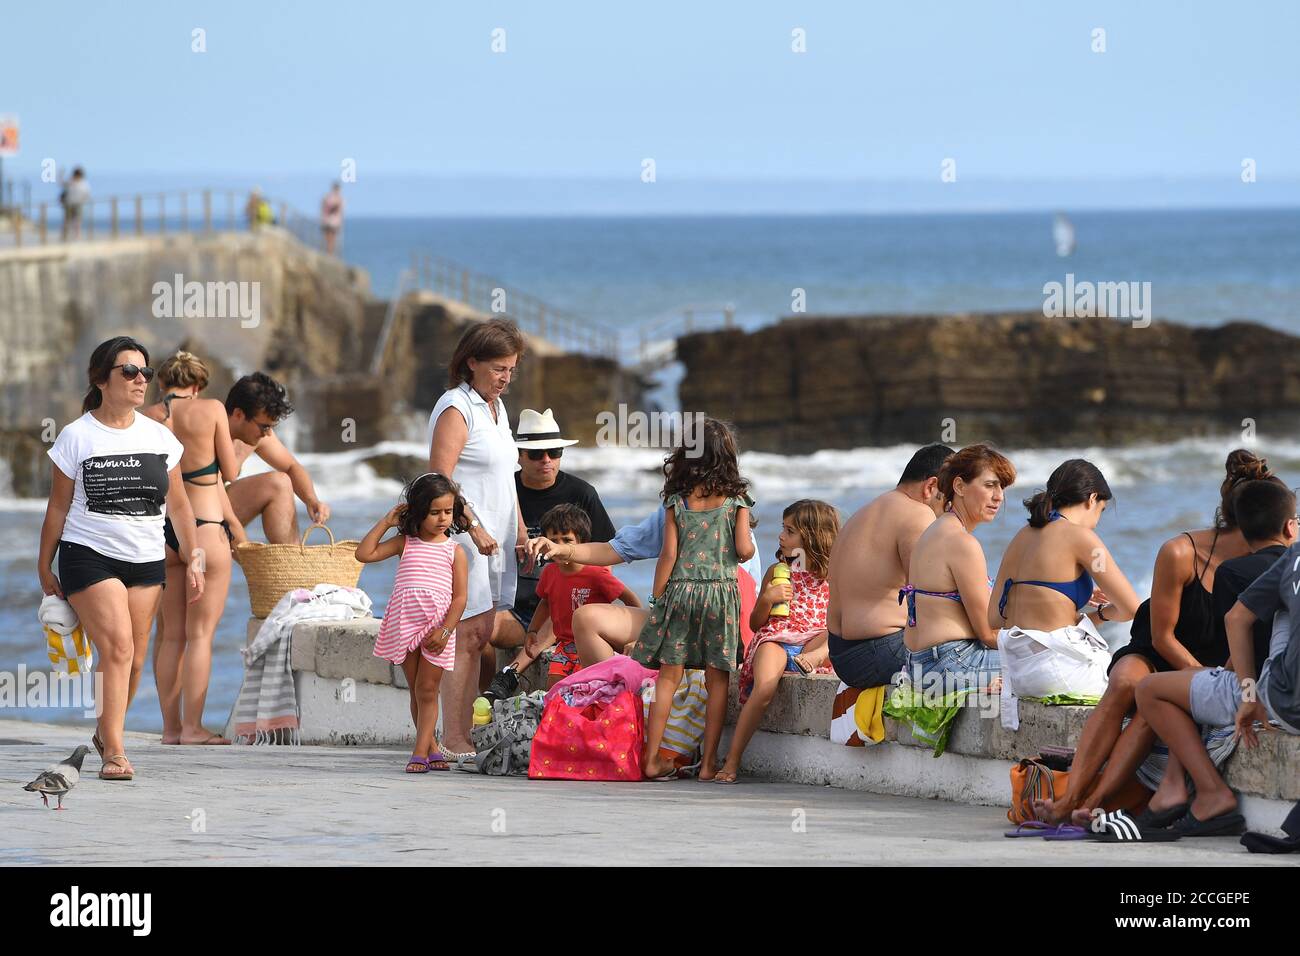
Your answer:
[467,691,546,775]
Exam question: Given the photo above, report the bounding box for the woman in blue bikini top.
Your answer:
[988,459,1140,634]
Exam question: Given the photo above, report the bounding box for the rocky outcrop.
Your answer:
[676,312,1300,452]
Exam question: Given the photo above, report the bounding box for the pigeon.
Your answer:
[23,745,90,810]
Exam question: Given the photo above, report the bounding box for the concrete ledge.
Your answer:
[726,669,1299,804]
[233,616,551,745]
[258,619,1300,826]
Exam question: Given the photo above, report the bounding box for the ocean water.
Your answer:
[340,209,1300,333]
[3,209,1298,732]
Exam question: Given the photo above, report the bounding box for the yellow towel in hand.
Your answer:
[46,625,93,675]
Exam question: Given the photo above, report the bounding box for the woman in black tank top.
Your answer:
[1031,449,1266,824]
[1110,529,1223,673]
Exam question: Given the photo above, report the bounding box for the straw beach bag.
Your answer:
[234,523,363,618]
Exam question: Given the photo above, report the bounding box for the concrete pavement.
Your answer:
[2,720,1292,866]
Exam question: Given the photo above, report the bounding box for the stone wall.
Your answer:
[676,313,1300,453]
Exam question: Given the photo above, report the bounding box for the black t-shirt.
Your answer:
[1213,544,1287,668]
[513,471,616,625]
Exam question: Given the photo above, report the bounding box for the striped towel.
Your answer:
[233,584,372,745]
[40,595,93,675]
[1136,720,1238,790]
[643,669,708,770]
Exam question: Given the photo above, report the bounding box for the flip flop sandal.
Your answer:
[1086,809,1181,842]
[1134,802,1190,830]
[1042,825,1090,841]
[427,752,451,771]
[405,756,432,774]
[713,773,740,785]
[793,656,815,676]
[1004,820,1058,838]
[183,733,231,746]
[92,731,105,759]
[1172,808,1246,838]
[99,754,134,781]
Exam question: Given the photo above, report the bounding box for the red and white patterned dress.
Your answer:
[738,567,831,702]
[373,536,458,670]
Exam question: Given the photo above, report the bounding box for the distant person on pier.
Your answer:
[320,182,344,255]
[426,319,529,762]
[223,372,331,544]
[141,351,248,746]
[480,407,616,699]
[824,443,954,689]
[245,188,272,230]
[60,167,90,241]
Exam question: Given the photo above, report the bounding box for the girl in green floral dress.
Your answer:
[632,418,755,780]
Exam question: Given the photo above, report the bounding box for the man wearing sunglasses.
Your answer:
[223,372,331,544]
[481,408,615,697]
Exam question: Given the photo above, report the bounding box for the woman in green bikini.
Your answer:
[142,351,248,745]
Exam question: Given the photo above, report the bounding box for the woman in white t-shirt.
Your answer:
[427,319,528,760]
[38,336,207,782]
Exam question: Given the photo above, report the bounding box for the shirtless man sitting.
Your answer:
[825,443,953,688]
[223,372,330,543]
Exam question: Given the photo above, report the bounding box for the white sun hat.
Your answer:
[514,408,580,449]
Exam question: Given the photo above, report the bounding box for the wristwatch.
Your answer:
[467,517,480,530]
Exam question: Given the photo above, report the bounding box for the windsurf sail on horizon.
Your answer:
[1053,213,1076,257]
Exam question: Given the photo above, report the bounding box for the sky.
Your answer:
[2,1,1298,214]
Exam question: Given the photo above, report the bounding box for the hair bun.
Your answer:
[1225,449,1271,485]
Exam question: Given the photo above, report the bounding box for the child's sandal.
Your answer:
[427,752,451,771]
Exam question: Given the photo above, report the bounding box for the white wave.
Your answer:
[6,434,1299,508]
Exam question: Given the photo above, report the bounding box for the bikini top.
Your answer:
[996,511,1094,619]
[162,393,222,486]
[898,585,962,628]
[182,460,221,485]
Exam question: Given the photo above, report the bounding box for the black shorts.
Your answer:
[58,540,166,597]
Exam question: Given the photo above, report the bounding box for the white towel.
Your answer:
[39,595,80,635]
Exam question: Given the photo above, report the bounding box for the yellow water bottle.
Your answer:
[770,563,791,618]
[472,697,492,726]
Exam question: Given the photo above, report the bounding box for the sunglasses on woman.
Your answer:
[111,363,156,382]
[526,448,563,461]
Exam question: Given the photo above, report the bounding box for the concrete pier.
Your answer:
[1,719,1290,866]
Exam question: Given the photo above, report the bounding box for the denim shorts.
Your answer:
[828,629,908,688]
[905,638,1001,692]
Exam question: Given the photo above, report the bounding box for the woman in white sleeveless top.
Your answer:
[428,319,528,759]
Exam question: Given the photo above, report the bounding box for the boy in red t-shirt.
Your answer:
[490,504,640,695]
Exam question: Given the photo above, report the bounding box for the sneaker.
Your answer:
[484,665,520,703]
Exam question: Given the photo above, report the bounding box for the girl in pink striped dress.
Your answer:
[356,473,469,773]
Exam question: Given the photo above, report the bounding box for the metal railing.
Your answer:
[632,302,736,368]
[408,252,621,360]
[1,188,322,250]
